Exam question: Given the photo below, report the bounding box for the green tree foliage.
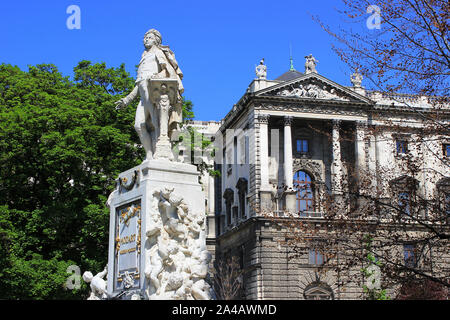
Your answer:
[0,61,145,299]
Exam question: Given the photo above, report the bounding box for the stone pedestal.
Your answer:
[284,191,297,214]
[106,159,210,300]
[260,188,274,214]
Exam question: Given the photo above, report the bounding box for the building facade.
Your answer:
[193,58,449,299]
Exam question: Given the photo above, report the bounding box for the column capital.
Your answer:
[355,120,368,129]
[284,116,293,126]
[332,119,341,129]
[256,114,270,124]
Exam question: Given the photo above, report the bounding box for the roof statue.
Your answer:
[304,54,319,74]
[255,58,267,80]
[350,69,363,88]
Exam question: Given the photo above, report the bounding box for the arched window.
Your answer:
[293,170,314,212]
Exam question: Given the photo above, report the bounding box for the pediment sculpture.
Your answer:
[276,82,350,101]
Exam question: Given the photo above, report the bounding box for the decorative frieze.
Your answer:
[254,103,366,118]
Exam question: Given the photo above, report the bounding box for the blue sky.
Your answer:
[0,0,369,121]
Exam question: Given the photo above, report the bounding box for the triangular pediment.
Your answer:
[255,73,373,104]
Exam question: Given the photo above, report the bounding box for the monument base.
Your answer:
[106,159,211,300]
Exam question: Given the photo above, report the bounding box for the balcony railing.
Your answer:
[273,211,324,218]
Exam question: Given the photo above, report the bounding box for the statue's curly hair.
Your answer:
[143,28,162,45]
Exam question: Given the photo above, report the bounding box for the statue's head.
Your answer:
[82,271,93,283]
[143,29,162,49]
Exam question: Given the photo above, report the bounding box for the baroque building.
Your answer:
[193,57,449,300]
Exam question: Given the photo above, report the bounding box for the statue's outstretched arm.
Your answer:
[115,85,139,110]
[96,268,108,279]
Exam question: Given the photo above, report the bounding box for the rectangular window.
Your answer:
[309,248,325,265]
[443,144,450,157]
[396,140,408,154]
[233,137,237,165]
[403,244,416,268]
[445,193,450,217]
[297,139,309,153]
[398,192,411,216]
[244,135,249,164]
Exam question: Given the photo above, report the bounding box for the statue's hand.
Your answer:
[115,98,126,110]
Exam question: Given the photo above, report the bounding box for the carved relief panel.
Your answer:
[114,200,142,291]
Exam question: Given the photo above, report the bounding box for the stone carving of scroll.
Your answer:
[144,187,211,300]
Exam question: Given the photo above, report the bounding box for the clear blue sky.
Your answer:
[0,0,367,121]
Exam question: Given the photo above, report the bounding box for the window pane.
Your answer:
[445,144,450,157]
[445,193,450,216]
[398,192,411,215]
[396,140,407,154]
[403,244,415,267]
[299,201,307,211]
[294,171,315,212]
[296,139,309,152]
[317,252,324,265]
[309,250,315,264]
[309,249,324,265]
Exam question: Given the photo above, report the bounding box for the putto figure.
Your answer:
[115,29,184,160]
[83,265,108,300]
[144,187,212,300]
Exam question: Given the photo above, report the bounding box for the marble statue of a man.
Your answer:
[255,58,267,79]
[115,29,184,160]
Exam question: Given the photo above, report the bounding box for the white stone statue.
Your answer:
[350,70,363,88]
[255,58,267,79]
[83,265,108,300]
[115,28,184,161]
[144,187,211,300]
[305,54,319,74]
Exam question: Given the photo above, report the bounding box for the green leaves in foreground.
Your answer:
[0,61,141,299]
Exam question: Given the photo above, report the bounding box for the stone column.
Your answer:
[355,120,367,208]
[355,120,367,176]
[283,116,294,188]
[283,116,297,214]
[257,114,272,213]
[331,119,343,195]
[259,114,270,188]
